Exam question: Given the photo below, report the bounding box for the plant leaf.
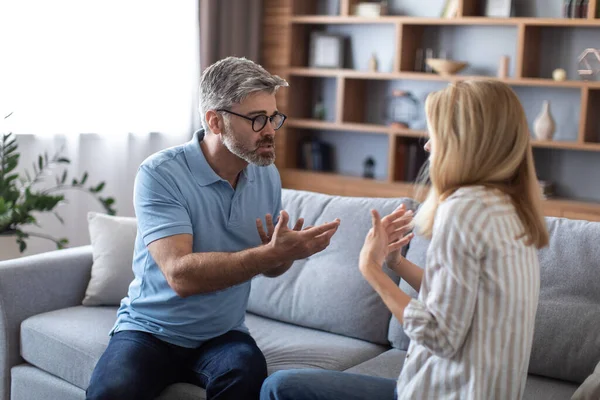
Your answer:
[91,182,105,193]
[61,170,67,184]
[80,172,88,185]
[53,211,64,224]
[57,157,70,164]
[38,155,43,171]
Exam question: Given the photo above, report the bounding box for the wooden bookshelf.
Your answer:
[261,0,600,220]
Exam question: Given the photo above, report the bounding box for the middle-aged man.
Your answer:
[86,56,341,400]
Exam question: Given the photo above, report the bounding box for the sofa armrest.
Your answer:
[0,245,93,400]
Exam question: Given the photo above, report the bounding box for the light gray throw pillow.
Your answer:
[83,212,137,306]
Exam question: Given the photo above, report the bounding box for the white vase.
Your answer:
[0,234,21,262]
[533,101,556,141]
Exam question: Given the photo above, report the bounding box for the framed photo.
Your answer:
[484,0,513,18]
[440,0,459,18]
[309,32,345,69]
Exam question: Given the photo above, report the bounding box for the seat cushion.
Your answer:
[20,306,388,392]
[20,306,117,390]
[249,189,418,345]
[246,313,388,373]
[344,349,406,379]
[522,374,578,400]
[11,364,207,400]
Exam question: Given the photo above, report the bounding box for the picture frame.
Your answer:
[484,0,514,18]
[309,32,345,69]
[440,0,459,18]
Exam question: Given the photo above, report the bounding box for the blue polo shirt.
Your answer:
[111,131,282,348]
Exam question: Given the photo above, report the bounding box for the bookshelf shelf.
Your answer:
[262,0,600,219]
[287,119,600,152]
[287,68,600,89]
[290,16,600,28]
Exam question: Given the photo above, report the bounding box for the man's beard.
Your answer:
[221,122,276,166]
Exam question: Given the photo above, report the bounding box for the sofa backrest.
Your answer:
[388,216,600,384]
[247,189,419,345]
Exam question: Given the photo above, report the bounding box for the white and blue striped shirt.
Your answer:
[397,186,540,400]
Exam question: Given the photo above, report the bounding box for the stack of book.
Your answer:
[298,138,334,172]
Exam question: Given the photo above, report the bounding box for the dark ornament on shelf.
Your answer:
[363,157,376,179]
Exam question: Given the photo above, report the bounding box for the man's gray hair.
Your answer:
[199,57,289,132]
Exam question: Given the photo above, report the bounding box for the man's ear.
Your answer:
[206,110,223,135]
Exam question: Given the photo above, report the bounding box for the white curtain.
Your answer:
[1,1,200,256]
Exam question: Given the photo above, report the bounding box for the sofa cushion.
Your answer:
[528,217,600,383]
[11,364,208,400]
[20,306,117,390]
[11,364,85,400]
[20,306,387,392]
[246,313,387,372]
[83,212,137,306]
[387,232,428,350]
[572,360,600,400]
[249,189,418,345]
[523,375,579,400]
[344,349,407,379]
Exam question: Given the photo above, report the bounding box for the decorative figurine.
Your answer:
[533,101,556,141]
[363,157,376,179]
[552,68,567,81]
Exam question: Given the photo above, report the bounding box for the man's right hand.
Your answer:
[268,210,340,263]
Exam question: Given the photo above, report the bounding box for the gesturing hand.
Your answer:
[256,213,304,245]
[359,205,414,277]
[264,210,340,263]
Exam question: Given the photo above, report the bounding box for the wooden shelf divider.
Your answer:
[589,0,598,19]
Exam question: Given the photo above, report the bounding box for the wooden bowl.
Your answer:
[425,58,468,76]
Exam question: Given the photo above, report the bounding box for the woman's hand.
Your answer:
[359,206,414,278]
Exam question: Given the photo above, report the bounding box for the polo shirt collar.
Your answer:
[184,130,255,187]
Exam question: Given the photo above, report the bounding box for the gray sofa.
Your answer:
[1,189,599,400]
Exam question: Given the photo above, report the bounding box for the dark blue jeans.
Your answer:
[260,369,398,400]
[86,330,267,400]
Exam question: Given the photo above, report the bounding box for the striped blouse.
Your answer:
[397,186,540,400]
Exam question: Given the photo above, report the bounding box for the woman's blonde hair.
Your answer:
[414,80,549,249]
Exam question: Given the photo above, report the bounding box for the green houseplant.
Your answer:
[0,113,116,252]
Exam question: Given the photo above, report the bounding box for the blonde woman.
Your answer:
[260,80,549,400]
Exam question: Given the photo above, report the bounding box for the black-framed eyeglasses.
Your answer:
[216,109,287,132]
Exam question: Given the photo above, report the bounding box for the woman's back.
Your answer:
[397,185,540,400]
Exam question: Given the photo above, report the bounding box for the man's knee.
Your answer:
[86,375,143,400]
[222,343,267,384]
[86,358,162,400]
[207,342,267,397]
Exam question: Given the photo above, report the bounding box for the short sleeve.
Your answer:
[134,165,193,246]
[272,167,283,218]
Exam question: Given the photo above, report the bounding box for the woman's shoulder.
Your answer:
[443,186,511,214]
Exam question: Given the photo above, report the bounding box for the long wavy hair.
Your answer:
[414,80,549,248]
